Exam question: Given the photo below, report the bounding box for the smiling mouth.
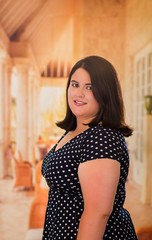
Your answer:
[74,100,86,105]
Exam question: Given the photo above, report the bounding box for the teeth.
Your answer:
[75,101,85,104]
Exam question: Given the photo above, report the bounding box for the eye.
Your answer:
[71,82,79,87]
[86,85,92,90]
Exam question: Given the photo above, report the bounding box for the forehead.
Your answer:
[71,68,91,83]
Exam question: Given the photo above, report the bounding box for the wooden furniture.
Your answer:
[28,161,49,229]
[137,226,152,240]
[13,154,33,190]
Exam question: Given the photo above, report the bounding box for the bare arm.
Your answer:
[77,158,120,240]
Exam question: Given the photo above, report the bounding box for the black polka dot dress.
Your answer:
[41,125,138,240]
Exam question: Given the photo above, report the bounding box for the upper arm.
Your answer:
[78,158,120,216]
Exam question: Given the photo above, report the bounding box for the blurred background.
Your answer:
[0,0,152,239]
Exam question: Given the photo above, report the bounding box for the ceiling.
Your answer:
[0,0,76,74]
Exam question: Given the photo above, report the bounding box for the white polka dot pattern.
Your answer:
[41,125,137,239]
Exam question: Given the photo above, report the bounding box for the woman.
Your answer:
[42,56,138,239]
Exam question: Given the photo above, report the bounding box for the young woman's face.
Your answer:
[68,68,100,124]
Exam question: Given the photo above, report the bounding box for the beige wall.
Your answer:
[73,0,126,87]
[125,0,152,55]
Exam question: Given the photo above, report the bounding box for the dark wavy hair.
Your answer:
[56,56,133,137]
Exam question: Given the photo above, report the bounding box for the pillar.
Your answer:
[28,71,40,163]
[141,115,152,205]
[33,74,40,141]
[14,59,40,164]
[28,71,34,163]
[15,60,30,162]
[0,57,12,178]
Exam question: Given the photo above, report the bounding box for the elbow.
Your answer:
[99,207,113,218]
[84,205,113,218]
[101,211,112,219]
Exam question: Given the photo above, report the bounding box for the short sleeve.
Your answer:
[79,127,123,163]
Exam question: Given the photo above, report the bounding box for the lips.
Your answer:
[74,100,87,106]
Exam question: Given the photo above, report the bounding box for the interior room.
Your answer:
[0,0,152,239]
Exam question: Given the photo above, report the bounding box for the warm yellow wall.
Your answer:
[125,0,152,55]
[73,0,126,87]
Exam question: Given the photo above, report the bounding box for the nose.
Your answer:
[76,87,85,98]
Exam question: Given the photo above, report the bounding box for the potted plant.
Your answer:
[145,95,152,115]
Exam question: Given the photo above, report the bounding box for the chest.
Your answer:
[42,137,84,191]
[54,130,87,152]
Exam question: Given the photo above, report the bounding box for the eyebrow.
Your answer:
[71,80,92,85]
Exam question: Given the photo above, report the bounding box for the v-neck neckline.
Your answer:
[53,126,95,154]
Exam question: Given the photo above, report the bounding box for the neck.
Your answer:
[75,119,90,134]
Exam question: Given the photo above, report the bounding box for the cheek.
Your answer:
[90,95,100,111]
[67,88,72,105]
[94,101,100,111]
[96,102,100,112]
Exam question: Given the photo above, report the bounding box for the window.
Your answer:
[134,43,152,183]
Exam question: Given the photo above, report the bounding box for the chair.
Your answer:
[28,160,49,228]
[26,161,49,240]
[12,155,33,190]
[137,226,152,240]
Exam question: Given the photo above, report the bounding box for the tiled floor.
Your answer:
[0,179,34,240]
[0,178,152,240]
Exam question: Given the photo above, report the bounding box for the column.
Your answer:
[0,58,5,178]
[141,115,152,205]
[0,58,12,178]
[28,71,40,163]
[15,61,30,162]
[28,71,34,163]
[33,75,41,142]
